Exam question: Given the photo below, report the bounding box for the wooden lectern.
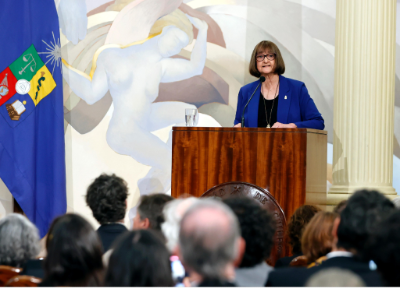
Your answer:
[171,127,327,221]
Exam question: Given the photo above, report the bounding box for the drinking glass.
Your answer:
[185,108,198,127]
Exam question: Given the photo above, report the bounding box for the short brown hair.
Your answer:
[301,212,338,263]
[333,200,347,214]
[138,194,174,230]
[249,41,285,77]
[286,205,321,254]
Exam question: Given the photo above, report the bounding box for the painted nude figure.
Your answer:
[62,15,210,194]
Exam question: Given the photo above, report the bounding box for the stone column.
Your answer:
[328,0,397,203]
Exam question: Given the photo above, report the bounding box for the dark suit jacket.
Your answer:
[97,223,128,252]
[21,259,44,279]
[266,256,383,287]
[274,253,302,268]
[234,75,324,129]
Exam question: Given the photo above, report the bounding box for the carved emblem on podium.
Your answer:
[254,192,269,204]
[231,185,241,195]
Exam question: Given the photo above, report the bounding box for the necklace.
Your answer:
[265,75,277,95]
[262,80,279,128]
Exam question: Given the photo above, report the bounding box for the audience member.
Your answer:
[86,174,129,252]
[275,205,320,268]
[306,268,365,287]
[266,189,395,287]
[366,209,400,286]
[161,197,199,253]
[302,212,338,267]
[0,214,40,268]
[133,194,174,232]
[41,214,104,287]
[223,196,275,286]
[392,196,400,208]
[178,199,245,287]
[333,200,347,214]
[161,197,199,285]
[21,218,65,279]
[105,230,174,286]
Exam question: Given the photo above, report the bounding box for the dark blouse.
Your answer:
[258,93,279,127]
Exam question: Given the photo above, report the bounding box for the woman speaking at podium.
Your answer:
[234,41,324,129]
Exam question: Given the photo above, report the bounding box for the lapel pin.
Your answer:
[284,95,287,99]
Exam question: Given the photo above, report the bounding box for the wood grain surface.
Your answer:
[172,127,327,221]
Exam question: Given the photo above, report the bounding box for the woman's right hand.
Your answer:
[234,123,241,128]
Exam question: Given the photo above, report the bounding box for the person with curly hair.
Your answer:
[86,173,130,252]
[223,196,276,286]
[275,205,321,268]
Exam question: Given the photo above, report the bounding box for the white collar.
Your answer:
[326,251,353,259]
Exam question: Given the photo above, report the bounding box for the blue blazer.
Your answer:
[234,75,324,130]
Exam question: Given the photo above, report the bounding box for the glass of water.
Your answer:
[185,108,198,127]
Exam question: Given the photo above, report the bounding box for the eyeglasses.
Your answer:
[256,54,276,62]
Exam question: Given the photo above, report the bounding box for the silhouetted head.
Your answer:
[366,209,400,286]
[105,230,174,287]
[43,214,104,286]
[337,189,395,256]
[158,26,189,58]
[223,196,275,267]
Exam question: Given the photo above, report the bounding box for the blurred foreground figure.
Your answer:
[224,196,275,286]
[86,174,129,252]
[366,209,400,286]
[41,214,104,287]
[178,199,245,287]
[392,196,400,208]
[267,190,395,287]
[161,197,199,286]
[161,197,199,253]
[105,230,174,287]
[306,268,365,287]
[0,214,40,268]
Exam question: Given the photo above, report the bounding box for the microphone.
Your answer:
[241,76,266,127]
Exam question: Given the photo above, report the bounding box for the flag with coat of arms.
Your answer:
[0,0,66,237]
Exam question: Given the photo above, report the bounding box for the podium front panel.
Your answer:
[171,127,327,219]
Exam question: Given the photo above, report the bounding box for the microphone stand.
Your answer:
[241,76,266,128]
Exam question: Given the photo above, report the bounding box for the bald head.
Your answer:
[178,199,240,279]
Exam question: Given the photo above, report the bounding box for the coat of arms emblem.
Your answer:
[6,100,26,121]
[0,74,9,99]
